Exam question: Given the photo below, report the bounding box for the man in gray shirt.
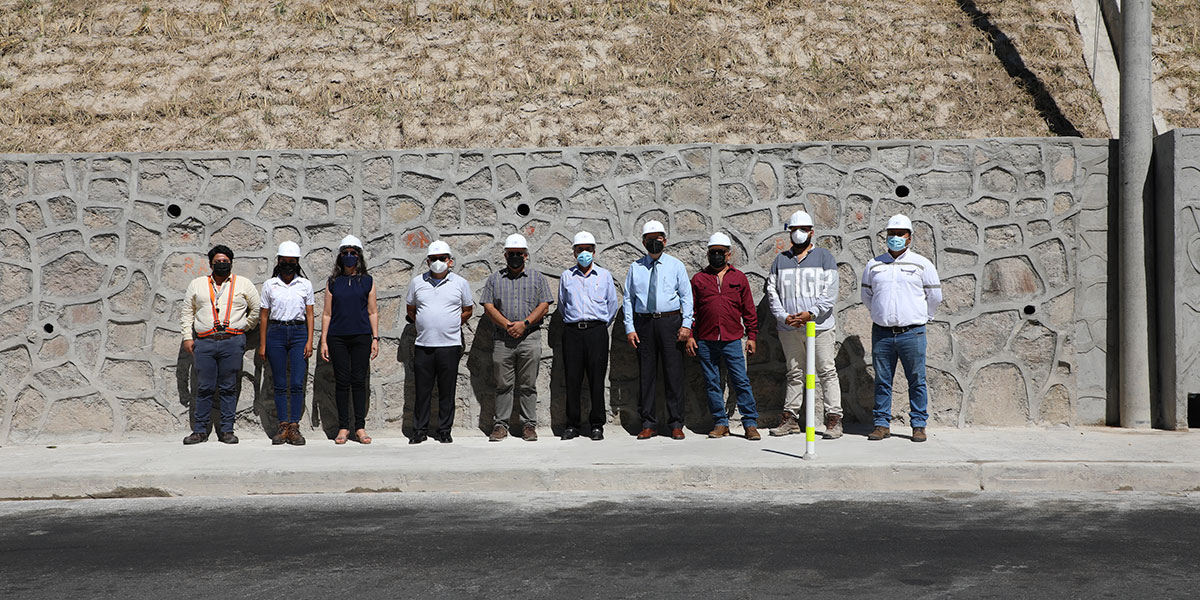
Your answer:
[766,210,844,439]
[481,234,553,442]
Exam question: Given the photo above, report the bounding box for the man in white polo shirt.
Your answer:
[861,214,943,443]
[405,240,474,444]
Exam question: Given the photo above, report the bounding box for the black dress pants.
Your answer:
[413,345,462,435]
[634,312,685,430]
[562,323,609,430]
[328,333,371,430]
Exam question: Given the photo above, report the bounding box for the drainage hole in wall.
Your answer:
[1189,394,1200,429]
[516,203,530,217]
[895,185,910,198]
[43,323,55,334]
[167,204,182,218]
[1023,305,1036,315]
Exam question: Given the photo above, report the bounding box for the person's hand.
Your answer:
[746,340,756,355]
[784,314,802,328]
[685,337,698,357]
[370,338,380,360]
[626,332,640,349]
[303,341,313,359]
[256,347,266,362]
[510,320,527,338]
[677,327,691,343]
[320,342,330,362]
[182,340,195,355]
[803,311,815,323]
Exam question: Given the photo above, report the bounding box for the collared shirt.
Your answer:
[181,274,261,340]
[558,264,620,324]
[622,253,694,334]
[260,276,314,322]
[766,246,839,332]
[480,267,554,336]
[861,249,943,327]
[406,271,474,348]
[690,266,758,342]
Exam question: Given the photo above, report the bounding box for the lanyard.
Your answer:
[207,275,237,329]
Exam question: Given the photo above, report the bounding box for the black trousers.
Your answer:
[634,312,685,430]
[328,333,371,430]
[413,345,462,435]
[562,323,609,430]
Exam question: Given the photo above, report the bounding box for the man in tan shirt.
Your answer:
[180,244,260,445]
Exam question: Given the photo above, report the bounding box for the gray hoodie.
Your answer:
[766,246,839,332]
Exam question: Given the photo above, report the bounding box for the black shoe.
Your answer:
[590,427,604,441]
[561,427,579,440]
[183,432,208,445]
[435,431,453,444]
[409,432,428,445]
[217,431,238,444]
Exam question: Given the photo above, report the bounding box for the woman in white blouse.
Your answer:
[257,241,315,445]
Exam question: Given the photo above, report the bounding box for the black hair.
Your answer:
[208,245,234,263]
[328,245,368,285]
[272,256,307,280]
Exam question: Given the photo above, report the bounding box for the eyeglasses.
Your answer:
[428,255,450,262]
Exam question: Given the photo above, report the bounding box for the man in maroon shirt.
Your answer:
[685,232,761,440]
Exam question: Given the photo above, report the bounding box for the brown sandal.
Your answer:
[335,429,349,445]
[354,429,372,445]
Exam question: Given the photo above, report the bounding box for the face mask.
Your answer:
[644,238,665,255]
[791,230,810,245]
[576,251,593,268]
[278,262,298,277]
[707,251,727,269]
[429,260,448,274]
[212,262,232,276]
[341,253,358,268]
[506,253,526,270]
[887,236,908,252]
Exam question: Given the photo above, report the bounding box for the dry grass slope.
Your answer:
[0,0,1126,152]
[1153,0,1200,128]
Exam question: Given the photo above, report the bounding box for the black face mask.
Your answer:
[278,262,298,277]
[644,238,665,255]
[506,253,526,270]
[212,262,232,276]
[707,252,727,269]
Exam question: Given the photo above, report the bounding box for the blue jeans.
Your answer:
[193,335,246,433]
[872,324,928,428]
[265,322,308,422]
[695,340,758,428]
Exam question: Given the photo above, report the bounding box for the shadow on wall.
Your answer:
[836,335,875,424]
[467,322,496,433]
[394,322,419,439]
[607,307,641,435]
[546,308,567,436]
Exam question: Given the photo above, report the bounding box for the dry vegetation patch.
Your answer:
[1154,0,1200,128]
[0,0,1107,152]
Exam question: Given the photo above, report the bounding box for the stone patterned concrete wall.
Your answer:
[1156,129,1200,430]
[0,140,1113,444]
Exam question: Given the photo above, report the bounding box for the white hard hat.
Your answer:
[641,220,666,236]
[504,233,528,250]
[886,214,914,231]
[786,210,814,229]
[276,241,301,258]
[426,240,451,257]
[572,231,596,246]
[338,235,363,249]
[707,232,732,248]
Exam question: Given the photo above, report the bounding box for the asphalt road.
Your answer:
[0,491,1197,599]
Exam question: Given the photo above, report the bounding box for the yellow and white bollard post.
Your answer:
[803,320,817,459]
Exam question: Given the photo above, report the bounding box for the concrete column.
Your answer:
[1118,0,1153,428]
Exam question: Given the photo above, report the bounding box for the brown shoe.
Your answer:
[744,426,761,441]
[671,428,685,440]
[287,422,306,446]
[637,428,656,439]
[822,414,843,440]
[271,422,289,445]
[488,424,508,441]
[708,425,730,438]
[769,412,801,436]
[867,426,891,441]
[522,424,538,441]
[912,427,927,443]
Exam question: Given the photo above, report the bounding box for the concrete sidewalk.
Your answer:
[1,426,1198,499]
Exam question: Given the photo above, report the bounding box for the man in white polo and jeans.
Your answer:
[861,214,943,443]
[767,210,843,439]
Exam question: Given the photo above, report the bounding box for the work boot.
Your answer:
[488,424,508,442]
[522,424,538,441]
[770,412,801,436]
[708,425,730,438]
[744,426,761,441]
[271,423,289,445]
[182,432,208,445]
[867,426,891,441]
[822,414,843,440]
[912,427,927,443]
[286,422,306,446]
[217,431,239,444]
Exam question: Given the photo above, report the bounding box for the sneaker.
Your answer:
[488,424,508,442]
[912,427,927,443]
[867,426,891,441]
[822,414,843,440]
[217,431,239,444]
[271,423,289,445]
[182,432,208,445]
[522,424,538,441]
[287,422,306,446]
[708,425,731,438]
[769,412,801,436]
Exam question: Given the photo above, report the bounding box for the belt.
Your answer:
[873,323,924,334]
[269,319,306,325]
[566,320,606,330]
[200,332,243,341]
[635,310,681,319]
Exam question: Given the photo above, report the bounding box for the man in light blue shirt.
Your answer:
[623,220,694,440]
[558,231,620,441]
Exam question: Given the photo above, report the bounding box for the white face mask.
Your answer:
[791,229,810,245]
[430,260,448,274]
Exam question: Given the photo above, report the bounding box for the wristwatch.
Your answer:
[523,319,530,327]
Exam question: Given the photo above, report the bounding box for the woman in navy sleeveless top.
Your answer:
[319,236,379,445]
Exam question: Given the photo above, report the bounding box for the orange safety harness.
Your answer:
[195,275,244,337]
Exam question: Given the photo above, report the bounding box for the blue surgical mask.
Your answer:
[576,251,593,268]
[887,236,908,252]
